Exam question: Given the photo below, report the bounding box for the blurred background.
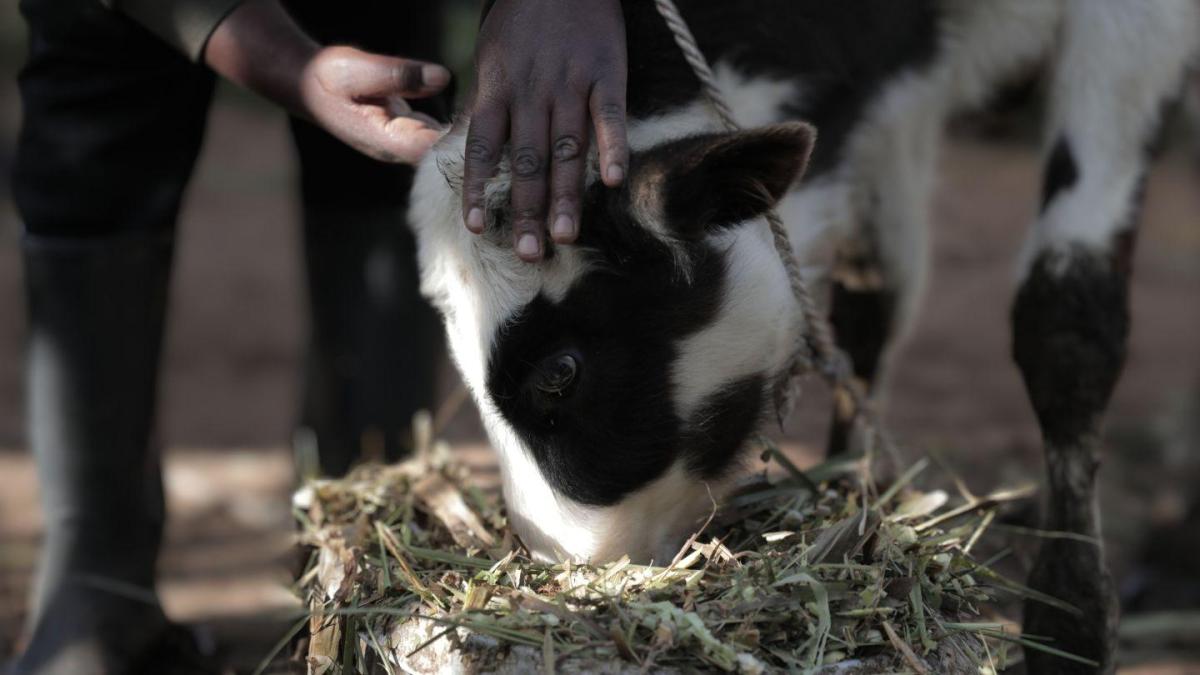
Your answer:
[1,1,1199,672]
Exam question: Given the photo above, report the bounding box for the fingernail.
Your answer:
[466,208,484,232]
[422,64,451,88]
[552,214,575,240]
[517,233,540,259]
[606,164,625,184]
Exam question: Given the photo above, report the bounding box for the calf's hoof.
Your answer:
[1023,537,1118,674]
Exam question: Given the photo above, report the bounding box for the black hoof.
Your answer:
[1023,538,1117,674]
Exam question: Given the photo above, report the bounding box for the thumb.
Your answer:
[322,47,451,100]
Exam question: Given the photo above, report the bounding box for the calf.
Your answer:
[410,1,1199,671]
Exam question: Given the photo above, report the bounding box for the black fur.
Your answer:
[622,0,940,176]
[1040,135,1079,212]
[1012,246,1129,448]
[682,374,767,477]
[829,283,896,384]
[827,277,896,456]
[644,125,813,237]
[1011,245,1132,672]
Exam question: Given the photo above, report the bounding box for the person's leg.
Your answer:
[284,0,449,476]
[11,0,215,671]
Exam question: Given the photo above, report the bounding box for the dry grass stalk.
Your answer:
[289,432,1083,674]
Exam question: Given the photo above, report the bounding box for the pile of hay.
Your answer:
[287,420,1086,674]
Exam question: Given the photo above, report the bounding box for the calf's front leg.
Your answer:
[1013,239,1129,673]
[1012,2,1197,669]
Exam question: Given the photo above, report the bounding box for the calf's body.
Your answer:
[410,2,1199,671]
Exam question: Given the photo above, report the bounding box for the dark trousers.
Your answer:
[13,0,448,474]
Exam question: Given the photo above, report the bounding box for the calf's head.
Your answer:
[410,122,814,563]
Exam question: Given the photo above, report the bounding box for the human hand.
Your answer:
[463,0,628,261]
[300,46,450,163]
[205,0,450,164]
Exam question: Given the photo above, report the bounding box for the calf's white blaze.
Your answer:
[410,132,609,562]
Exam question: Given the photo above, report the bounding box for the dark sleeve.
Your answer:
[100,0,247,61]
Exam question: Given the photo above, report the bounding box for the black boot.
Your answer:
[296,205,443,477]
[12,233,213,675]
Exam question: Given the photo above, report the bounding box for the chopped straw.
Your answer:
[289,421,1089,674]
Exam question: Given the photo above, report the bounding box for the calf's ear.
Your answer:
[633,122,816,238]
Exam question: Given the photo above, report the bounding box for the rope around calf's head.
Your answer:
[651,0,897,463]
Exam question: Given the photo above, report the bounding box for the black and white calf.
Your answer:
[410,1,1198,671]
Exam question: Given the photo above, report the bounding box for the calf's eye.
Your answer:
[534,352,579,396]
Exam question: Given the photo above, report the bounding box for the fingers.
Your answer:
[590,77,629,188]
[381,116,445,163]
[459,71,627,260]
[324,47,451,100]
[383,96,441,127]
[354,108,445,164]
[508,103,551,261]
[462,101,509,234]
[548,98,588,244]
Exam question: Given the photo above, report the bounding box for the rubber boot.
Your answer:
[12,233,213,675]
[296,205,443,478]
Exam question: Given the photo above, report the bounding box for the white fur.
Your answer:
[821,1,1064,366]
[627,61,803,152]
[832,71,944,363]
[672,227,799,421]
[1018,0,1200,278]
[715,62,800,128]
[489,401,726,563]
[775,177,854,264]
[627,101,720,151]
[935,1,1065,112]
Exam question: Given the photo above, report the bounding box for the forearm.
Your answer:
[102,0,248,61]
[203,0,319,117]
[200,0,450,163]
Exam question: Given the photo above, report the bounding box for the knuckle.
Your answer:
[512,146,545,178]
[563,66,593,92]
[472,75,507,104]
[552,191,579,210]
[513,206,542,222]
[323,55,356,86]
[326,53,351,74]
[594,101,626,123]
[552,134,583,162]
[590,54,622,76]
[465,138,497,165]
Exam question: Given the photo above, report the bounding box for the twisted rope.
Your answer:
[652,0,895,459]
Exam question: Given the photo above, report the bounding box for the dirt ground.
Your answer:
[2,40,1200,675]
